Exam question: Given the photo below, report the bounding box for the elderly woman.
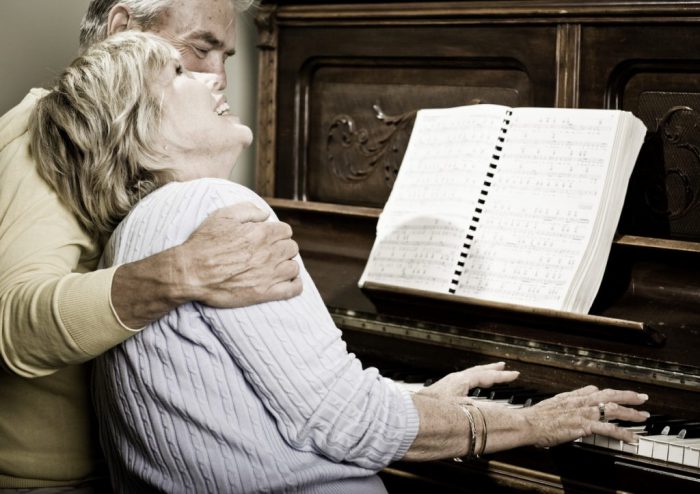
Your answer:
[30,32,649,493]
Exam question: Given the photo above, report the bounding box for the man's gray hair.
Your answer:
[79,0,257,50]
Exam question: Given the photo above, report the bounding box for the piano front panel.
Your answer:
[272,22,557,202]
[307,62,528,206]
[579,24,700,241]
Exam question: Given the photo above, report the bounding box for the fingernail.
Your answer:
[641,411,650,418]
[637,393,649,401]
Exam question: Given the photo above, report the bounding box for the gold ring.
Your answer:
[598,402,607,422]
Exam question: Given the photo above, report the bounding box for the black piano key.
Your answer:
[469,387,486,397]
[376,365,442,388]
[401,374,430,383]
[388,372,406,381]
[677,423,700,439]
[644,414,671,424]
[523,393,555,407]
[645,418,688,435]
[510,393,537,405]
[469,383,516,398]
[610,418,648,428]
[661,420,700,436]
[506,389,540,404]
[489,387,536,400]
[378,367,403,377]
[423,377,440,387]
[635,414,669,430]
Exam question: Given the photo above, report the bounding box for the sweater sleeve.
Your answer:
[0,91,139,377]
[200,277,419,468]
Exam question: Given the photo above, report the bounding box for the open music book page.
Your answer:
[360,104,646,313]
[360,104,507,293]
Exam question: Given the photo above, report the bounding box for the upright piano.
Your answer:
[254,1,700,491]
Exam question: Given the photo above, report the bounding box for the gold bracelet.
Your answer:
[473,405,488,458]
[453,403,477,462]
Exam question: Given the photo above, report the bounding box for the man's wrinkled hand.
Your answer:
[178,202,302,307]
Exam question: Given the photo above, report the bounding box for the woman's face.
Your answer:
[154,59,253,180]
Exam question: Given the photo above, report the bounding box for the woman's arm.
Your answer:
[404,385,649,461]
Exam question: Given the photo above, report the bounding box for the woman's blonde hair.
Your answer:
[30,32,177,240]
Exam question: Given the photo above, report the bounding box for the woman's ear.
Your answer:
[107,4,134,37]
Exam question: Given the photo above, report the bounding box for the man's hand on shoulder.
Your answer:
[111,202,301,329]
[178,202,302,307]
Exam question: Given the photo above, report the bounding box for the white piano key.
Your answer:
[668,438,700,465]
[684,445,700,468]
[607,439,625,451]
[616,426,645,453]
[585,434,640,453]
[594,434,611,448]
[622,441,639,455]
[638,434,670,458]
[651,436,688,461]
[490,399,512,405]
[581,434,596,445]
[390,379,426,394]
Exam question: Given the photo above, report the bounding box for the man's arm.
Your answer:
[111,202,301,329]
[0,174,298,377]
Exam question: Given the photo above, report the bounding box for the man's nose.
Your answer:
[213,66,227,91]
[205,61,227,91]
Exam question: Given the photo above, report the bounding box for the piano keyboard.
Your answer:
[580,416,700,468]
[389,377,700,469]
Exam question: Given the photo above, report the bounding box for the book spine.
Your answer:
[448,110,512,294]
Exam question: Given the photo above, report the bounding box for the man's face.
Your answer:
[149,0,237,90]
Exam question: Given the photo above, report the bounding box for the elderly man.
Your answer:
[0,0,300,490]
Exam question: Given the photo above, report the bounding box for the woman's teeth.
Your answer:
[215,102,230,116]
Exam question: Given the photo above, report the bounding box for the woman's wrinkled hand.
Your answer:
[519,385,650,447]
[417,362,519,399]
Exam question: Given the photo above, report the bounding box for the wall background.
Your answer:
[0,0,259,188]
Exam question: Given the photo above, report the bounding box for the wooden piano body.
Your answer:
[254,1,700,491]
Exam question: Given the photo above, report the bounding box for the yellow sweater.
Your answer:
[0,90,138,487]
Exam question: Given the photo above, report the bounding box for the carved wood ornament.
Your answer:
[326,105,416,188]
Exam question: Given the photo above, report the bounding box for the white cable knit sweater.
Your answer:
[93,178,419,493]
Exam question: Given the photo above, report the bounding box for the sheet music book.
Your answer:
[359,104,647,313]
